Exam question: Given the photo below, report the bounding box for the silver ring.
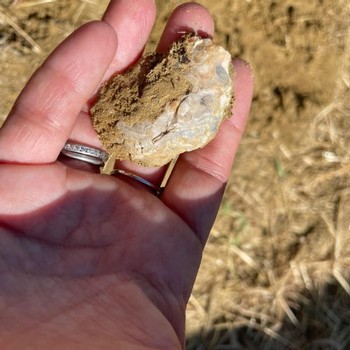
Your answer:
[61,142,109,166]
[111,169,162,196]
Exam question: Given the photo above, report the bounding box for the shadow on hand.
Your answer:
[0,173,221,346]
[0,180,204,290]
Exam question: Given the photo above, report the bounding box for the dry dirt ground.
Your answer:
[1,1,350,349]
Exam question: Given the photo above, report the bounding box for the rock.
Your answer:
[91,34,234,167]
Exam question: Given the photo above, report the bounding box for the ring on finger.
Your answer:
[60,141,163,196]
[61,141,109,166]
[111,168,163,196]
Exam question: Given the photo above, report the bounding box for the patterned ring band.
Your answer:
[61,142,109,166]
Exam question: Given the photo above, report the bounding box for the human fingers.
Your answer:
[112,2,215,189]
[0,21,117,164]
[65,0,157,175]
[157,2,214,52]
[161,59,254,245]
[63,0,156,150]
[102,0,157,78]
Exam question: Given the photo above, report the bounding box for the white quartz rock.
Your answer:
[92,35,233,167]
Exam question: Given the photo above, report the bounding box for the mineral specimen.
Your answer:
[91,34,233,167]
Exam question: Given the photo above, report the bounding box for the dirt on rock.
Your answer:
[91,36,192,165]
[91,33,233,167]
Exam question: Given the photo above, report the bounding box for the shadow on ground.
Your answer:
[186,281,350,350]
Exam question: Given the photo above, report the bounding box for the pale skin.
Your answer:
[0,1,253,349]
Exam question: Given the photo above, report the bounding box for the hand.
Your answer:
[0,1,253,349]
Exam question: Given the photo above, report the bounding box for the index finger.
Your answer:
[0,21,117,164]
[101,0,157,78]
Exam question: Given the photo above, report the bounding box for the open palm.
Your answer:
[0,1,253,349]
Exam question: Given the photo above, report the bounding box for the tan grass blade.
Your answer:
[188,294,207,319]
[12,0,56,8]
[263,327,299,350]
[72,2,87,24]
[333,266,350,295]
[276,291,301,328]
[230,244,259,270]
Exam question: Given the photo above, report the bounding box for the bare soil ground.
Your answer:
[1,1,350,349]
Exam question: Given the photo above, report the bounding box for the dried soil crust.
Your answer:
[91,39,191,163]
[91,34,233,167]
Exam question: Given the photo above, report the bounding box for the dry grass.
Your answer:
[1,0,350,349]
